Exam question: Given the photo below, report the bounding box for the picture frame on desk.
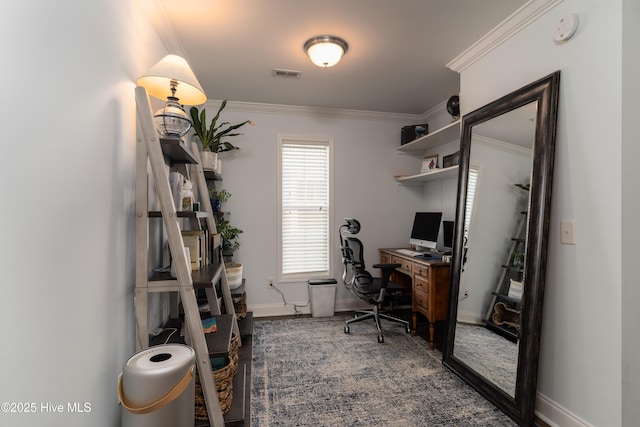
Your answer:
[421,155,439,173]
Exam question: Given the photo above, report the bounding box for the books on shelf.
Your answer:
[508,279,523,300]
[180,317,218,336]
[201,317,217,333]
[181,230,207,270]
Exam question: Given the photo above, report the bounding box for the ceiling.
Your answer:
[156,0,527,115]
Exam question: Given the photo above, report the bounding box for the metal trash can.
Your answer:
[308,278,338,317]
[120,344,196,427]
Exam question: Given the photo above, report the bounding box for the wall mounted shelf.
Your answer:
[395,165,459,185]
[396,120,461,154]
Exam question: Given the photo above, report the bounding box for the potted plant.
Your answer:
[209,188,231,212]
[216,217,243,255]
[190,100,253,170]
[215,213,244,288]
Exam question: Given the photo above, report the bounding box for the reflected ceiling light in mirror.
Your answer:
[304,35,348,67]
[136,54,207,137]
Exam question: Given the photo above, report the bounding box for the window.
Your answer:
[464,166,480,241]
[278,135,333,281]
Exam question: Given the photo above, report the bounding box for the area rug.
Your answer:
[454,323,518,397]
[250,315,517,426]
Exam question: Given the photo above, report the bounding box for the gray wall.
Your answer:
[201,103,438,315]
[458,1,632,425]
[0,1,167,426]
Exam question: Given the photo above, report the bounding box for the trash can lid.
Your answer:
[125,344,194,373]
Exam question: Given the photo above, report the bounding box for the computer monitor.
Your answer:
[442,220,455,251]
[409,212,442,251]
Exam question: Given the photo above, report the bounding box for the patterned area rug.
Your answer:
[454,323,518,397]
[251,315,517,426]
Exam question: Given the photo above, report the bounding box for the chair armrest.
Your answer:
[373,263,401,289]
[373,263,401,270]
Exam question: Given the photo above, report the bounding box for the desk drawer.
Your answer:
[414,265,430,278]
[414,275,430,294]
[392,256,413,275]
[413,288,429,312]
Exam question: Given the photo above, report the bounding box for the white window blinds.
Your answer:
[279,138,332,278]
[464,167,479,240]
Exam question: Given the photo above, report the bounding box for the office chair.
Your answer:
[340,218,411,343]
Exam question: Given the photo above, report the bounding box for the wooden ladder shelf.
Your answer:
[134,86,241,427]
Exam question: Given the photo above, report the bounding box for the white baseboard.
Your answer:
[249,298,369,318]
[457,310,483,325]
[536,393,593,427]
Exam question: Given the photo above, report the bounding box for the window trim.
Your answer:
[277,134,334,283]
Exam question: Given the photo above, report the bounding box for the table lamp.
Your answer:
[136,54,207,137]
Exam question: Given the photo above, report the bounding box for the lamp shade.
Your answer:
[304,36,348,68]
[136,54,207,105]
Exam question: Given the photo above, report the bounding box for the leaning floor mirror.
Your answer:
[443,71,560,426]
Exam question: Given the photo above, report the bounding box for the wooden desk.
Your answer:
[379,248,450,349]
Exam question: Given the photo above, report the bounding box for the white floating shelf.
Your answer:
[395,165,459,185]
[396,120,461,154]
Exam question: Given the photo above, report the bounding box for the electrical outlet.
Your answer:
[267,277,275,288]
[463,288,470,297]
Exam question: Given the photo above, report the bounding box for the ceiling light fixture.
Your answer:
[304,35,348,68]
[136,54,207,137]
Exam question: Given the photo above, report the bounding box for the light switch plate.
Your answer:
[560,220,576,245]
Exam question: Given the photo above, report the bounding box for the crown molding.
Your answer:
[447,0,563,73]
[419,99,449,123]
[203,100,421,123]
[474,134,532,158]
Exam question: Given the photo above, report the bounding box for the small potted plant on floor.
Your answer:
[190,100,253,170]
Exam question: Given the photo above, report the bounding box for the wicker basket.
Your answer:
[194,332,239,419]
[233,292,247,319]
[225,262,243,289]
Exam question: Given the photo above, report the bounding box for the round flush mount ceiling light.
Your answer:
[304,35,348,67]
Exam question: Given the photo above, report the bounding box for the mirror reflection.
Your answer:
[453,102,537,397]
[443,71,559,426]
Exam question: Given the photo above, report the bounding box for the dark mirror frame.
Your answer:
[443,71,560,426]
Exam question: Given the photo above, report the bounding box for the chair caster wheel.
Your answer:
[406,326,411,334]
[378,335,384,343]
[344,326,350,334]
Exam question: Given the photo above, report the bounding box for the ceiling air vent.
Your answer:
[272,69,301,79]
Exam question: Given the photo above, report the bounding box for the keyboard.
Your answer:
[396,249,423,257]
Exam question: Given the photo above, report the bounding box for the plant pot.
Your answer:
[225,262,243,289]
[199,151,217,171]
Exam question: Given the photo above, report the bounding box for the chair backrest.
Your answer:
[343,237,365,271]
[339,219,360,285]
[339,219,375,293]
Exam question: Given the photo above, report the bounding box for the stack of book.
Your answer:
[508,279,523,300]
[181,230,207,270]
